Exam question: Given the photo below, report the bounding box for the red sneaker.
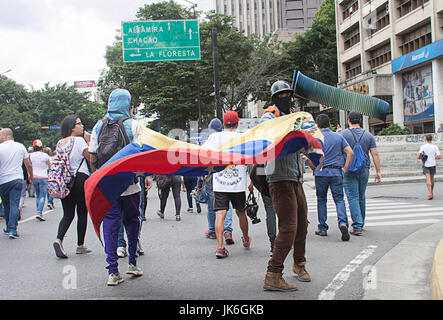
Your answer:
[215,247,229,259]
[427,193,434,200]
[204,230,216,239]
[224,232,234,245]
[351,230,363,236]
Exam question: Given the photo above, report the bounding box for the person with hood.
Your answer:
[88,88,151,286]
[260,80,310,292]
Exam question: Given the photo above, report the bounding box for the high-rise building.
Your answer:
[214,0,324,37]
[335,0,443,134]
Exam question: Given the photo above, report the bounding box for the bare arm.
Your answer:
[343,146,354,173]
[89,153,97,172]
[370,147,381,183]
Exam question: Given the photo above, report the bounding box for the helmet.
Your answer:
[245,192,261,224]
[270,80,293,99]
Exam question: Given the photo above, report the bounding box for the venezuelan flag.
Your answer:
[84,112,324,240]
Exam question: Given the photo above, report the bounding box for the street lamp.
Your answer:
[1,69,11,76]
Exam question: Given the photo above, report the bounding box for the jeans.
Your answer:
[205,182,233,234]
[315,175,348,231]
[343,168,370,231]
[0,179,24,233]
[267,181,308,273]
[33,177,48,214]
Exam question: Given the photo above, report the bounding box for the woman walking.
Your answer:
[29,139,50,221]
[53,115,91,258]
[156,175,182,221]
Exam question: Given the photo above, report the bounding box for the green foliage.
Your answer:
[376,123,411,136]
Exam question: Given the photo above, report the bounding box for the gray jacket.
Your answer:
[260,111,303,183]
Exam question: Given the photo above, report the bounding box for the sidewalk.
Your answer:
[303,170,443,300]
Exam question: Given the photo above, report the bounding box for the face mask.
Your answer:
[274,96,293,114]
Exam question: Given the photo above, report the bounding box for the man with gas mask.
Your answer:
[260,80,310,292]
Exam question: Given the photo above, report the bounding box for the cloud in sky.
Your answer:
[0,0,214,90]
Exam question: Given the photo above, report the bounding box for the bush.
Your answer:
[376,123,411,136]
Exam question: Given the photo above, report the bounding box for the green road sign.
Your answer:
[122,20,201,62]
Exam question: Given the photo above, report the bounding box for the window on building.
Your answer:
[396,0,430,18]
[344,24,360,50]
[342,0,359,20]
[368,42,392,69]
[399,23,432,55]
[345,57,362,79]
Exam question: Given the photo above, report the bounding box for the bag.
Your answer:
[250,164,270,197]
[245,191,261,224]
[95,116,130,169]
[419,151,428,166]
[47,138,76,199]
[348,129,367,173]
[156,175,173,189]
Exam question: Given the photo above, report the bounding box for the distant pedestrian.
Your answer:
[0,128,33,239]
[183,176,201,213]
[89,88,149,286]
[340,110,381,235]
[44,147,55,210]
[418,134,440,200]
[156,175,182,221]
[202,111,251,259]
[30,139,50,221]
[53,115,92,258]
[313,114,354,241]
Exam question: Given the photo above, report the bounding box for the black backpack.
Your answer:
[95,117,130,169]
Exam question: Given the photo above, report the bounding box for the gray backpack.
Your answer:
[95,117,130,169]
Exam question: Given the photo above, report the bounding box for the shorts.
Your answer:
[214,191,246,211]
[423,166,436,175]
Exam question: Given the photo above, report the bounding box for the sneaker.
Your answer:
[9,231,20,239]
[53,239,68,258]
[107,273,124,286]
[224,231,235,245]
[351,229,363,236]
[157,210,164,219]
[339,224,350,242]
[137,240,145,256]
[187,208,193,213]
[215,247,229,259]
[76,246,92,254]
[36,214,45,221]
[242,235,252,248]
[117,246,128,258]
[205,230,216,239]
[176,215,181,221]
[315,229,327,236]
[2,227,8,234]
[47,203,54,210]
[126,263,143,276]
[427,193,434,200]
[196,203,201,214]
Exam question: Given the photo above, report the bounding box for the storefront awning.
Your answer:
[391,39,443,73]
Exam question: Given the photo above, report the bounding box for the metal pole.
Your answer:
[212,27,222,120]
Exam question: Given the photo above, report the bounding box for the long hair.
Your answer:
[60,115,78,138]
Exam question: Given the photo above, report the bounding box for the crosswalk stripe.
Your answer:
[365,219,441,226]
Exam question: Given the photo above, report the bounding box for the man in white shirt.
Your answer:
[0,128,33,238]
[202,111,251,259]
[418,134,441,200]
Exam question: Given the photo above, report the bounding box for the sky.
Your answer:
[0,0,214,91]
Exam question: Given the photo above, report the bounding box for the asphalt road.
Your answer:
[1,181,442,302]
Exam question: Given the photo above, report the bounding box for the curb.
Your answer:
[430,238,443,300]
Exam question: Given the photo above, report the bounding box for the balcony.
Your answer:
[365,25,391,49]
[341,43,361,64]
[395,1,432,35]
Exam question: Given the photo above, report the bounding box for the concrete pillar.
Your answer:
[392,73,404,128]
[432,59,443,132]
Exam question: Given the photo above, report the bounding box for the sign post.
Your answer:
[122,20,201,62]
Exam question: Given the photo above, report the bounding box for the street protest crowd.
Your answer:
[0,82,440,290]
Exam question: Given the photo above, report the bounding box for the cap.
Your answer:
[208,118,222,132]
[223,111,240,125]
[33,139,42,148]
[348,110,362,121]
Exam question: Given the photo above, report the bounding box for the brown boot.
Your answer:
[293,261,311,282]
[263,272,298,291]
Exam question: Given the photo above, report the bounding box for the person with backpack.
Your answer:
[52,115,91,258]
[312,114,354,241]
[88,88,150,286]
[340,110,381,235]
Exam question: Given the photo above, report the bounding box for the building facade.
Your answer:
[335,0,443,134]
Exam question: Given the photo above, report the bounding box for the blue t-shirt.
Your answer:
[340,128,376,169]
[314,129,349,177]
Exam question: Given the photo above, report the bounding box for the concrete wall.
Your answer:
[374,133,443,173]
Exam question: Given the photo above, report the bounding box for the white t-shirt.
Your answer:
[30,151,49,178]
[202,130,247,193]
[0,140,29,184]
[59,137,90,176]
[419,143,440,167]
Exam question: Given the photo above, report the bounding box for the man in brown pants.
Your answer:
[260,80,311,291]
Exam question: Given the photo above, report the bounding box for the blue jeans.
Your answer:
[315,175,348,231]
[0,179,24,233]
[33,177,48,214]
[205,182,232,234]
[343,168,370,231]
